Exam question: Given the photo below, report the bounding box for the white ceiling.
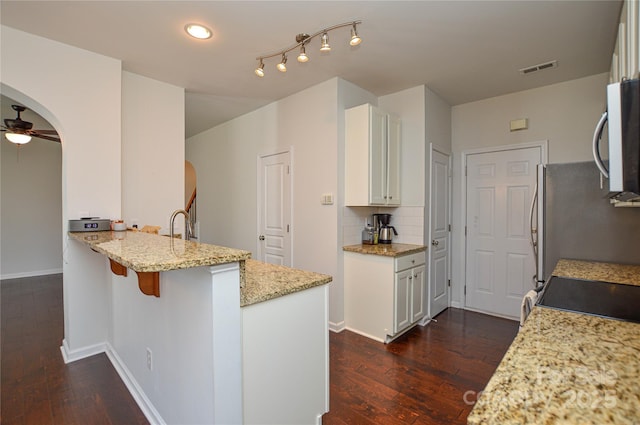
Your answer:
[0,1,622,138]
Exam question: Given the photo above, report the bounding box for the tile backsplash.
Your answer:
[343,206,424,246]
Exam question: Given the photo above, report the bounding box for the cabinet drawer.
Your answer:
[395,251,425,271]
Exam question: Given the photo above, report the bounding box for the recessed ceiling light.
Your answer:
[185,23,212,40]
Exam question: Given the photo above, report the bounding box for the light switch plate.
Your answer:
[321,193,334,205]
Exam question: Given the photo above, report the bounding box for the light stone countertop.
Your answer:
[343,243,426,257]
[240,259,332,307]
[69,231,332,306]
[467,259,640,425]
[69,230,251,272]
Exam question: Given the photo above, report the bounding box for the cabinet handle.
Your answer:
[389,196,392,199]
[431,240,439,246]
[414,274,418,278]
[259,235,265,241]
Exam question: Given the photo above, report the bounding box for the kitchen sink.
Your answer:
[536,275,640,323]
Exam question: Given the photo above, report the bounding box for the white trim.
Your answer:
[459,140,549,312]
[328,320,345,333]
[105,343,166,425]
[1,268,63,281]
[463,306,518,322]
[60,338,106,364]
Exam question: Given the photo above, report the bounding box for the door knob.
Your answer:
[259,235,265,241]
[431,240,439,246]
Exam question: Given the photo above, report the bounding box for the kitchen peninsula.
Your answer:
[68,230,332,425]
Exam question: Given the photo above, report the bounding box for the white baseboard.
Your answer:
[60,339,106,364]
[105,343,165,425]
[328,320,345,333]
[1,268,63,281]
[451,300,462,309]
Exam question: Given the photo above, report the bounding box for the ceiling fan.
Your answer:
[1,104,61,144]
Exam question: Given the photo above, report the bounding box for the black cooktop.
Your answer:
[536,275,640,323]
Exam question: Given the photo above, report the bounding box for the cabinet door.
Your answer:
[411,265,426,323]
[386,115,401,206]
[369,107,388,205]
[394,269,412,333]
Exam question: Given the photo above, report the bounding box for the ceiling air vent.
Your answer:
[519,60,558,75]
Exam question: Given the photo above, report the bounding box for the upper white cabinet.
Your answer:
[611,0,639,82]
[345,104,401,206]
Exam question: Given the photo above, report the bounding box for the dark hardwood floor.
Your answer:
[1,274,148,425]
[322,309,519,425]
[2,274,518,425]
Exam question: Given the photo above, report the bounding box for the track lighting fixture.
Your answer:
[320,33,331,52]
[255,59,265,77]
[254,20,362,77]
[297,44,309,63]
[276,54,288,72]
[350,23,361,46]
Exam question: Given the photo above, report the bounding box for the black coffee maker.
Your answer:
[372,213,397,244]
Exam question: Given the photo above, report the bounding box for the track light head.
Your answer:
[297,44,309,63]
[276,54,288,72]
[350,24,362,46]
[255,59,265,77]
[320,32,331,52]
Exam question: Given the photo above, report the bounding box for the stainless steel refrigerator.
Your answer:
[536,161,640,282]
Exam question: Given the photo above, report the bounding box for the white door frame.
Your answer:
[256,147,294,266]
[459,140,548,312]
[427,144,452,318]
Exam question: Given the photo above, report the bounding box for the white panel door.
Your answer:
[258,151,291,266]
[429,149,451,318]
[465,147,540,318]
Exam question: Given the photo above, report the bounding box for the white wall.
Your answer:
[449,73,609,307]
[1,137,62,279]
[1,25,122,353]
[121,71,185,233]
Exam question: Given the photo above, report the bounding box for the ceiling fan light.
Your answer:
[277,54,288,72]
[184,23,212,40]
[320,32,331,52]
[5,132,31,144]
[350,25,362,46]
[255,60,265,77]
[297,45,309,63]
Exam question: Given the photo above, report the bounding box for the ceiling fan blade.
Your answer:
[31,129,58,135]
[32,133,61,143]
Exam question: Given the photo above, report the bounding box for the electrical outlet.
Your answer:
[146,348,153,371]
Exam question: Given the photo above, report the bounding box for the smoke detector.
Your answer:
[519,60,558,75]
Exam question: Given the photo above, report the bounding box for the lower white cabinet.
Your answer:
[344,250,426,343]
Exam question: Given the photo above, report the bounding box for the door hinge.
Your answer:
[448,279,451,287]
[287,165,290,174]
[287,224,290,232]
[464,226,467,236]
[448,224,451,232]
[464,285,467,295]
[465,165,467,176]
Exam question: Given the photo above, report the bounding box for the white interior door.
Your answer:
[258,151,291,266]
[429,149,451,318]
[465,146,541,318]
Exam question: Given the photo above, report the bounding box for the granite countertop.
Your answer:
[68,230,251,273]
[553,258,640,286]
[241,259,332,307]
[343,243,426,257]
[467,259,640,424]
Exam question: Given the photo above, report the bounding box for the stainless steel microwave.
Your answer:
[593,78,640,202]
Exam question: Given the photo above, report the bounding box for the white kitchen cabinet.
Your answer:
[344,250,426,343]
[345,104,401,206]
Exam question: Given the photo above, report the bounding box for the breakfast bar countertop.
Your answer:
[467,259,640,425]
[343,243,426,257]
[241,259,332,307]
[69,230,251,273]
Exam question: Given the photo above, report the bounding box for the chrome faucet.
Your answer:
[170,209,193,240]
